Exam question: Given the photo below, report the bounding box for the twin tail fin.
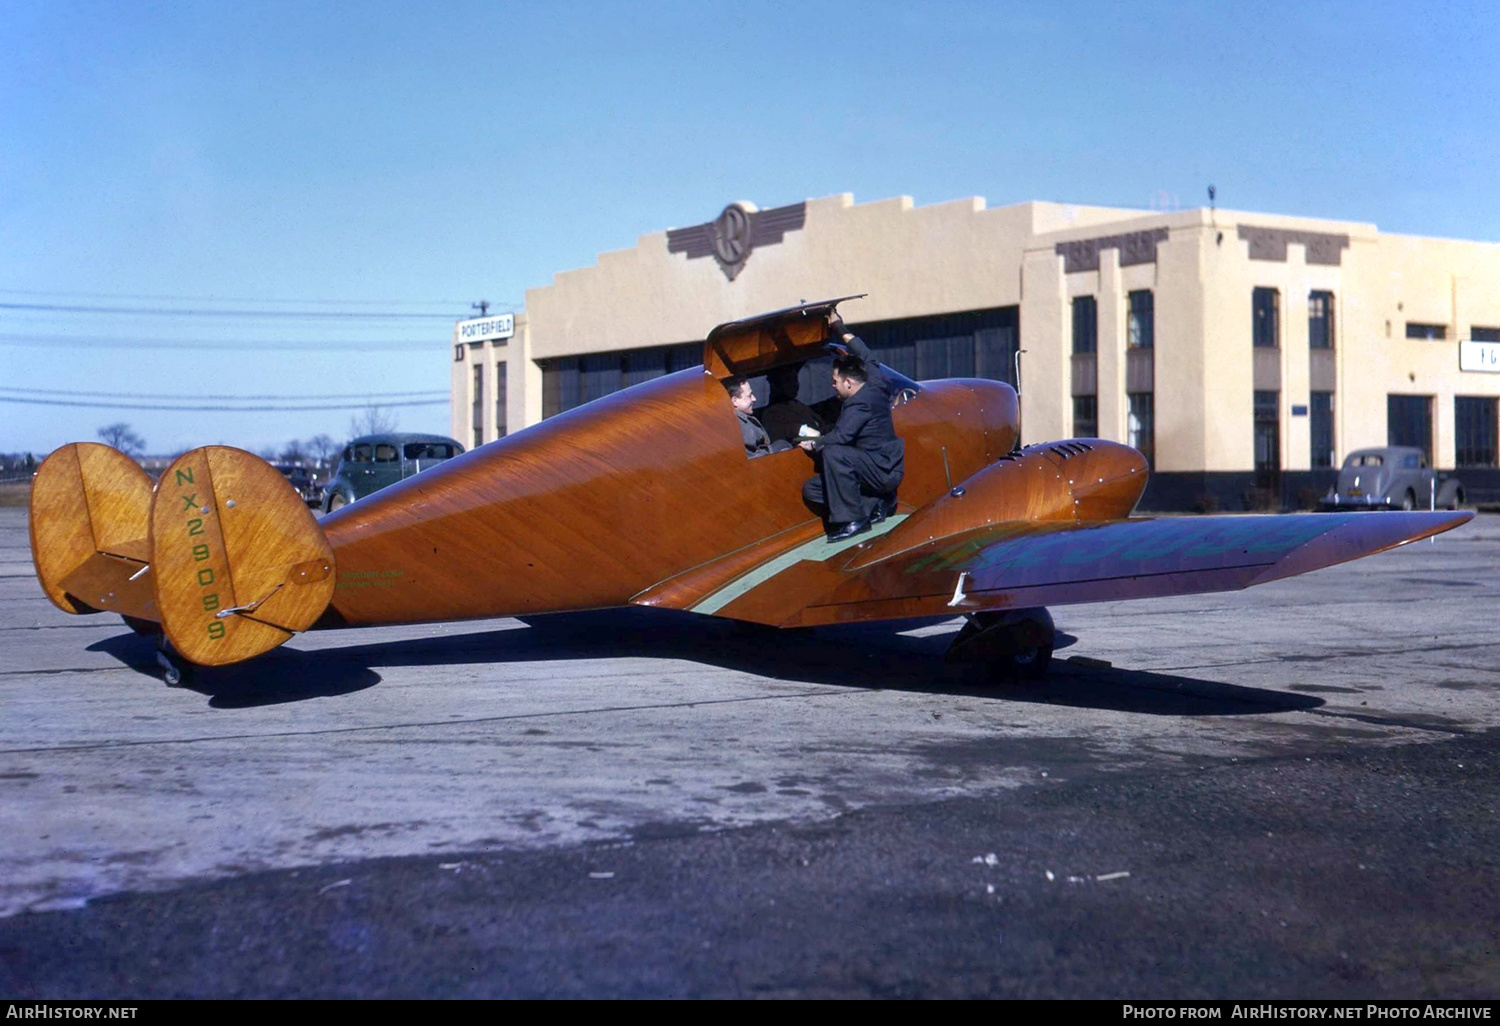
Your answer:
[30,444,335,667]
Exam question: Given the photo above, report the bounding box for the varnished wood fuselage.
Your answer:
[318,368,1048,627]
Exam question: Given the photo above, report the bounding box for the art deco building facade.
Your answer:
[453,194,1500,509]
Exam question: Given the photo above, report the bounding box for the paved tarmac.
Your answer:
[0,506,1497,997]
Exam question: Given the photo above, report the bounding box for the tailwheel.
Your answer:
[945,608,1055,681]
[155,637,193,688]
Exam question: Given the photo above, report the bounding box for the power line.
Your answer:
[0,302,458,319]
[1,386,446,401]
[0,287,481,307]
[0,334,440,351]
[0,396,449,412]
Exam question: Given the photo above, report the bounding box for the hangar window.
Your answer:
[581,353,624,403]
[1253,288,1280,348]
[1471,326,1500,342]
[1071,296,1097,355]
[850,306,1018,384]
[495,362,508,439]
[472,364,484,449]
[1254,390,1281,486]
[1127,392,1153,464]
[541,341,702,418]
[1127,291,1153,349]
[1405,322,1447,340]
[1310,391,1335,469]
[1073,395,1098,438]
[538,310,1008,422]
[1455,396,1498,468]
[1387,395,1433,462]
[1308,291,1334,349]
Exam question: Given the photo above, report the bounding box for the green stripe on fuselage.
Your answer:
[691,515,908,616]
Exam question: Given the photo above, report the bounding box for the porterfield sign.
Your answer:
[456,313,515,343]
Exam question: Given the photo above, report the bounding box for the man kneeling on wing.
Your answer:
[799,315,904,542]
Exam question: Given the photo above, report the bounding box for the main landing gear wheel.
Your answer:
[945,608,1055,681]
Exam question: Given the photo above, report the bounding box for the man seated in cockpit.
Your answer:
[724,376,771,458]
[756,364,827,450]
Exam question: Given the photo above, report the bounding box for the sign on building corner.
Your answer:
[457,313,515,344]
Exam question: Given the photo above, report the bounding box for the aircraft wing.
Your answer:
[637,511,1472,627]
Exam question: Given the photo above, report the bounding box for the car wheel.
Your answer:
[1400,490,1415,511]
[327,492,347,512]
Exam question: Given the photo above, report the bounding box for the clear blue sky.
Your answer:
[3,0,1497,457]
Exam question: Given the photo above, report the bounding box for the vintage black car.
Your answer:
[271,461,321,506]
[321,433,465,512]
[1322,446,1465,510]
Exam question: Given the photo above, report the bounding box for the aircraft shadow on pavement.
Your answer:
[91,606,1321,717]
[86,633,381,709]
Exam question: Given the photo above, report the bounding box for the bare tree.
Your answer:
[97,422,145,457]
[349,405,398,438]
[279,439,309,463]
[304,434,339,479]
[305,434,338,463]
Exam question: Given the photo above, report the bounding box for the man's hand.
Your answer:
[798,440,818,452]
[828,313,845,339]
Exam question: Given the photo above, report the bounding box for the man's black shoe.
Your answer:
[826,519,871,543]
[869,496,899,525]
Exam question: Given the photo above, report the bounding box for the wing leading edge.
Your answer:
[652,511,1472,627]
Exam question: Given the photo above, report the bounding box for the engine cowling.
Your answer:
[847,439,1148,569]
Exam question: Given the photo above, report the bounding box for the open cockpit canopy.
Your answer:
[704,295,866,379]
[703,295,920,410]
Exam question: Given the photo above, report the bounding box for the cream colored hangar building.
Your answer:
[451,193,1500,510]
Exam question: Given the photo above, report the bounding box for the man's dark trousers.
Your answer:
[802,444,901,524]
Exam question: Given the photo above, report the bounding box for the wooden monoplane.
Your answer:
[30,298,1472,684]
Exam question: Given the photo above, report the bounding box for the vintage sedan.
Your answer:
[321,433,465,512]
[271,461,321,507]
[1322,446,1465,510]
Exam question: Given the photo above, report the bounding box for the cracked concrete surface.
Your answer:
[2,508,1498,918]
